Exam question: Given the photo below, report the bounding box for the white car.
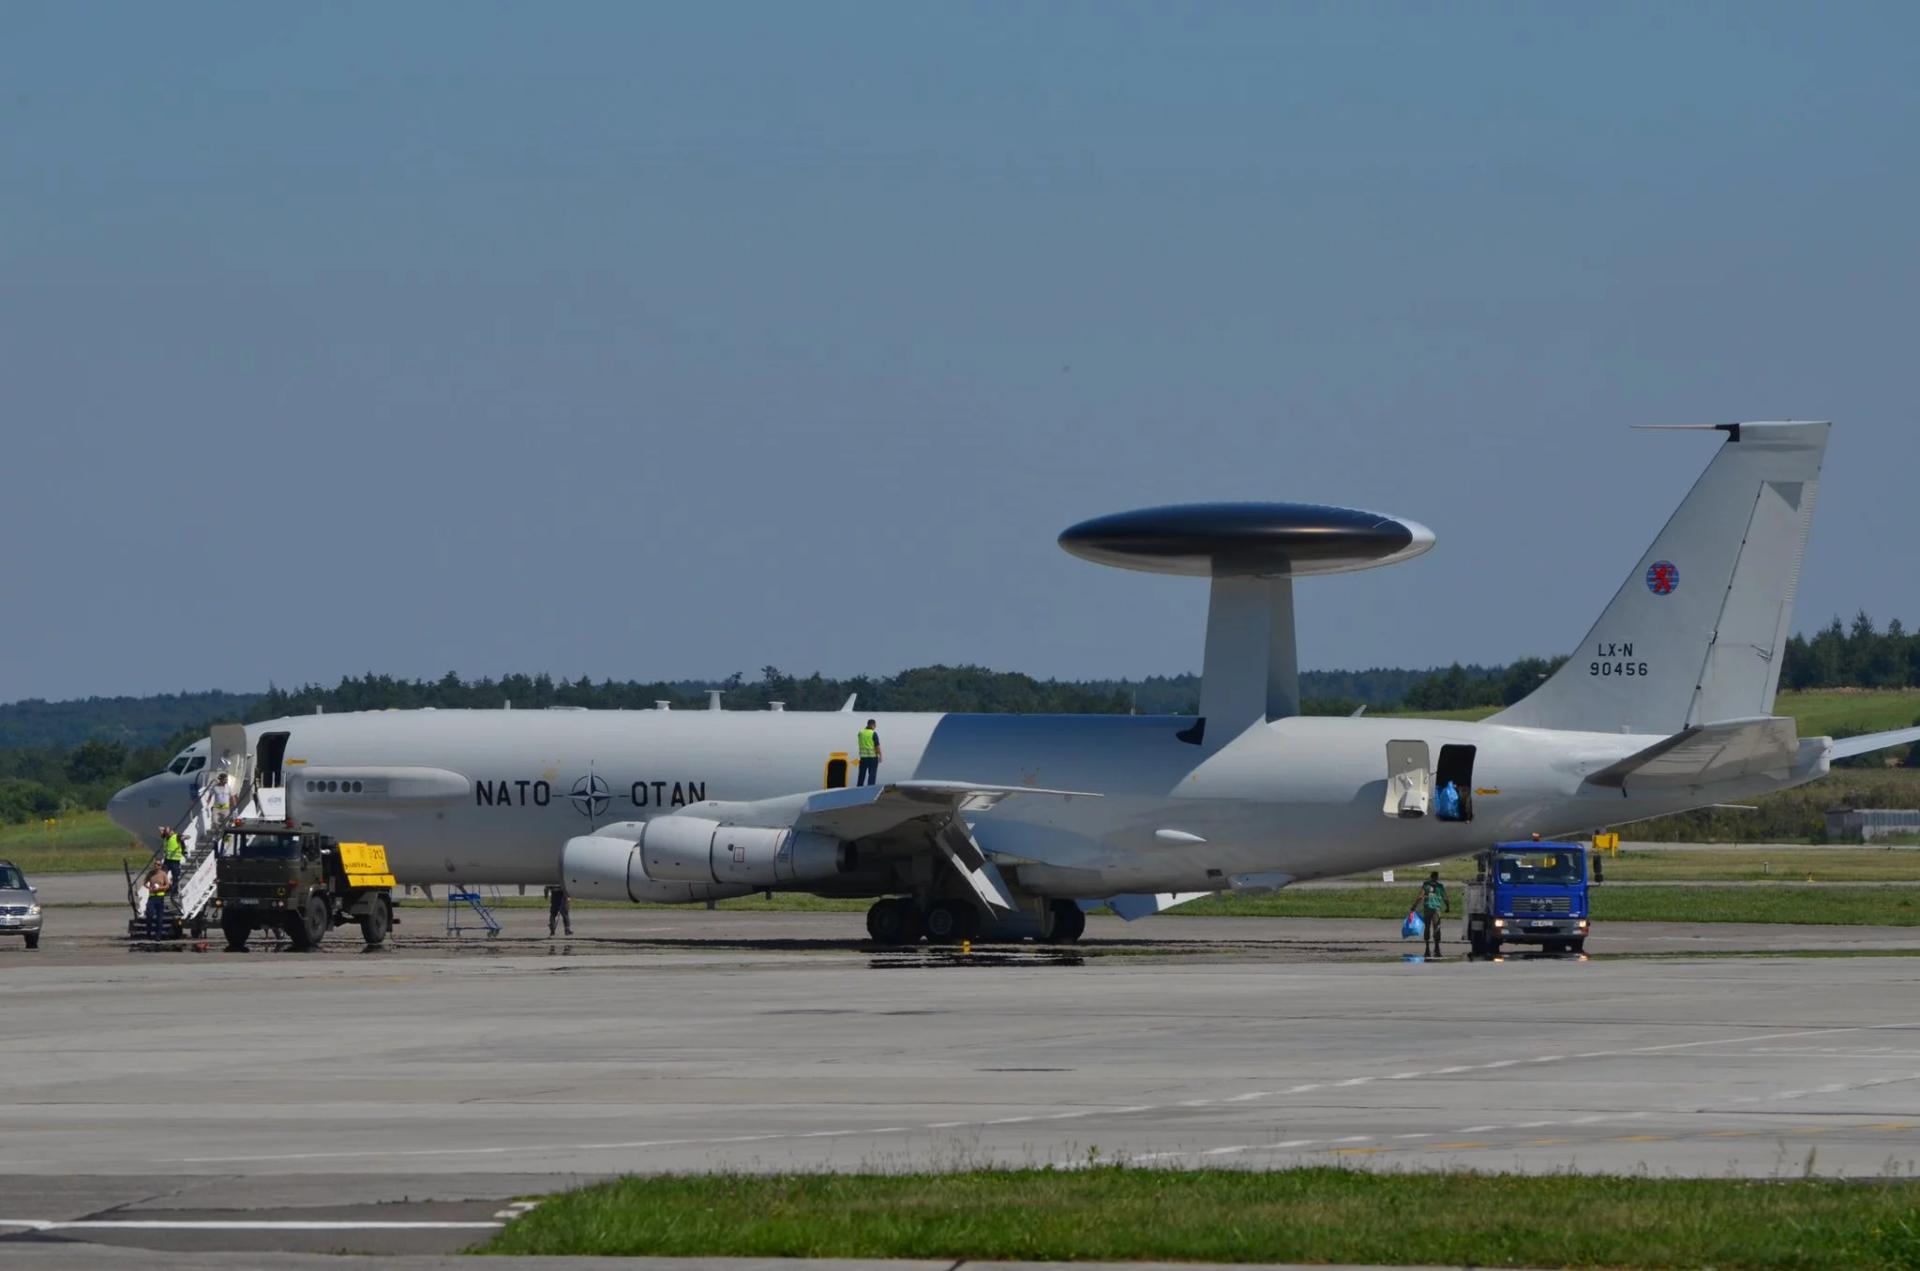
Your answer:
[0,860,43,950]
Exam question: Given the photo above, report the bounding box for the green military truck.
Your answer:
[216,826,397,951]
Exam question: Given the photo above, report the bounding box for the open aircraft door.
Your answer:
[209,723,252,793]
[1383,740,1431,818]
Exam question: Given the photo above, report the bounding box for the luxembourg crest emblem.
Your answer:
[1646,560,1679,596]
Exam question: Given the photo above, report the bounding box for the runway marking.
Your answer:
[1612,1135,1669,1143]
[1461,1125,1500,1133]
[1429,1141,1491,1150]
[0,1219,503,1232]
[146,1020,1920,1171]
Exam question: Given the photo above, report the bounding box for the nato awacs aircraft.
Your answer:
[110,421,1920,943]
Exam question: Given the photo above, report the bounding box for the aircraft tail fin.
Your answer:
[1491,422,1828,736]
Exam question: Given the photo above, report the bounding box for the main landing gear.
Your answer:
[863,896,1086,946]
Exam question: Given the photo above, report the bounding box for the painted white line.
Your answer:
[1394,1133,1432,1140]
[1431,1066,1473,1075]
[1334,1077,1373,1087]
[1284,1083,1324,1093]
[1460,1125,1501,1133]
[1385,1071,1425,1080]
[1200,1145,1255,1156]
[1270,1139,1318,1149]
[0,1220,502,1232]
[987,1116,1035,1124]
[1482,1060,1522,1069]
[1330,1135,1372,1144]
[1529,1055,1566,1064]
[1225,1091,1267,1102]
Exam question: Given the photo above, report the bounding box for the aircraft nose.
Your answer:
[106,781,147,837]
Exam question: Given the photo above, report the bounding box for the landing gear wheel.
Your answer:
[24,932,39,950]
[1045,899,1086,945]
[865,898,922,945]
[358,895,392,947]
[222,914,251,952]
[923,900,977,945]
[287,896,328,951]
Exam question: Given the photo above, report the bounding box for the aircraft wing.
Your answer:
[1585,716,1798,790]
[1830,725,1920,760]
[791,781,1100,912]
[793,780,1099,842]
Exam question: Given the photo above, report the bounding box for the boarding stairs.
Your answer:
[128,775,264,932]
[446,887,502,937]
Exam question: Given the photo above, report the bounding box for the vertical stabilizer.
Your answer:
[1491,422,1828,735]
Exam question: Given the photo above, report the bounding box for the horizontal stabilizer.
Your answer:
[1585,716,1798,790]
[1095,891,1214,921]
[1830,725,1920,760]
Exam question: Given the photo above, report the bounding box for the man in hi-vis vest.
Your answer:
[856,719,882,787]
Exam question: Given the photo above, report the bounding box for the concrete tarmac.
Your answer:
[3,903,1919,1263]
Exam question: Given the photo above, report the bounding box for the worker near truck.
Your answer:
[142,860,171,942]
[547,884,573,937]
[159,826,185,888]
[1416,870,1449,956]
[856,720,882,787]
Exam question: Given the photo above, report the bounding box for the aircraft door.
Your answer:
[209,723,252,792]
[1383,740,1431,818]
[255,733,290,788]
[823,752,850,789]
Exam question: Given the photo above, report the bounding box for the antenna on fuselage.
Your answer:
[1058,502,1434,746]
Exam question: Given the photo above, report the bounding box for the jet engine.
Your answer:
[560,833,754,905]
[639,815,854,886]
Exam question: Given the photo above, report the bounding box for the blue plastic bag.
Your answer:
[1433,781,1462,821]
[1401,909,1425,939]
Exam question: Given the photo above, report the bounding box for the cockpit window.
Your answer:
[184,756,206,773]
[168,756,191,774]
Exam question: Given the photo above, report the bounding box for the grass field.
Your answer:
[1341,846,1920,884]
[478,1167,1920,1268]
[0,812,140,874]
[1181,884,1920,926]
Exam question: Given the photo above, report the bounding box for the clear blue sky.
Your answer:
[3,1,1916,703]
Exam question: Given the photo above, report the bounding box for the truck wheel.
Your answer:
[24,932,39,950]
[358,895,392,947]
[287,896,328,951]
[1569,938,1587,955]
[189,915,208,941]
[222,914,251,952]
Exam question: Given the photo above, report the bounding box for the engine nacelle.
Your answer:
[560,833,755,905]
[639,815,853,886]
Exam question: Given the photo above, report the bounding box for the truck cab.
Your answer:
[216,825,396,952]
[1465,840,1597,956]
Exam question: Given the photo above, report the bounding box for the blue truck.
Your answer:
[1464,840,1600,956]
